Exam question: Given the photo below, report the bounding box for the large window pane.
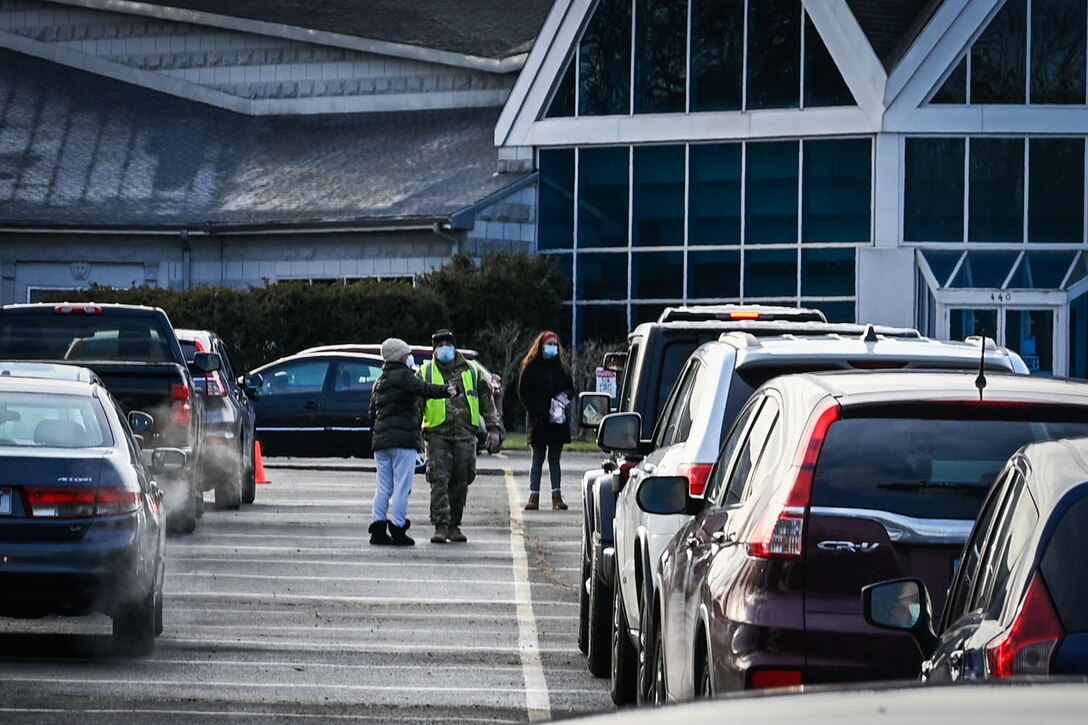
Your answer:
[1005,309,1054,376]
[949,251,1021,288]
[632,251,684,299]
[802,139,871,243]
[688,249,740,298]
[546,253,574,301]
[932,57,967,104]
[745,141,799,245]
[690,0,744,111]
[578,304,628,343]
[812,300,855,323]
[634,0,687,113]
[801,248,855,297]
[1030,0,1087,104]
[579,0,632,116]
[576,251,627,301]
[904,138,964,242]
[969,138,1024,243]
[689,144,741,246]
[1029,138,1085,242]
[746,0,801,110]
[971,0,1027,104]
[577,146,629,249]
[950,308,998,340]
[921,250,966,287]
[538,149,575,250]
[545,60,576,118]
[803,15,854,107]
[1006,252,1077,289]
[632,145,685,247]
[744,248,797,298]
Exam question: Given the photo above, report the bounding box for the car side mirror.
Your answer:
[192,351,221,374]
[862,578,939,656]
[635,476,700,515]
[579,392,612,430]
[597,412,642,454]
[240,373,263,399]
[150,448,187,474]
[128,410,154,434]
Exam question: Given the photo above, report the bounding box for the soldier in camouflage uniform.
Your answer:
[418,329,503,544]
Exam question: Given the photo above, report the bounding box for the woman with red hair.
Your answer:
[517,331,575,510]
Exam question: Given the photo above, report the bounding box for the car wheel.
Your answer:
[214,458,242,510]
[112,590,156,656]
[241,439,257,505]
[609,573,637,704]
[154,587,163,636]
[577,519,590,655]
[695,635,713,699]
[586,546,613,677]
[652,621,667,705]
[637,584,655,705]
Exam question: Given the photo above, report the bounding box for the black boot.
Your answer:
[369,521,392,545]
[388,522,415,546]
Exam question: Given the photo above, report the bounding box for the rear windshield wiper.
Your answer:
[876,481,989,493]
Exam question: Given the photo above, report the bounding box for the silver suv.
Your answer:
[599,330,1026,704]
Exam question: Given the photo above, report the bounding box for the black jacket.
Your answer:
[518,357,575,446]
[368,362,449,451]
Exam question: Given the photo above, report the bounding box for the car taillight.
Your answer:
[53,305,101,314]
[205,371,227,397]
[24,487,139,517]
[171,383,192,426]
[750,669,802,689]
[678,463,713,497]
[985,573,1063,678]
[748,402,840,560]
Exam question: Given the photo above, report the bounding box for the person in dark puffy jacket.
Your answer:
[517,331,575,511]
[367,338,454,546]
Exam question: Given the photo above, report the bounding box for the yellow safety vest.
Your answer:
[421,361,480,429]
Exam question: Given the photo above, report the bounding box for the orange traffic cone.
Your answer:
[255,440,271,485]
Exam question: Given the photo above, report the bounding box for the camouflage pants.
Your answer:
[425,436,477,526]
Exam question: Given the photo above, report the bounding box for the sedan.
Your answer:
[0,375,175,654]
[248,351,385,457]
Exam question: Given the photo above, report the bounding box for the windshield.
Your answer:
[0,391,112,448]
[812,411,1088,520]
[0,316,176,363]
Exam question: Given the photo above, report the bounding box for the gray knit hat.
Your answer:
[380,337,411,362]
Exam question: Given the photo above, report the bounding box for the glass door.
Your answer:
[946,306,1060,376]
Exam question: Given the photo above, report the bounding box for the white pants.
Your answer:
[372,448,417,528]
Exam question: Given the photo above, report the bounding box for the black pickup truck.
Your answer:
[0,303,217,533]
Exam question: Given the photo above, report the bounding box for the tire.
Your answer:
[241,440,257,505]
[637,584,656,705]
[652,620,668,705]
[609,573,637,705]
[695,634,713,699]
[577,520,590,655]
[586,547,613,677]
[167,474,197,535]
[112,590,157,656]
[213,458,242,510]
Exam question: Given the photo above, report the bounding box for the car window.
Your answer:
[943,470,1012,628]
[675,361,710,444]
[216,341,237,381]
[705,397,763,506]
[0,316,176,363]
[0,391,112,448]
[724,398,780,507]
[654,341,699,420]
[335,359,384,391]
[654,361,698,448]
[739,405,783,503]
[810,408,1088,520]
[1041,493,1088,633]
[260,360,330,396]
[618,342,641,411]
[970,474,1037,616]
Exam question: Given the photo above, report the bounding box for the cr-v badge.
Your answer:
[817,540,881,553]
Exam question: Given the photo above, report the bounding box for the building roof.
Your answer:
[104,0,553,61]
[0,49,525,229]
[847,0,946,71]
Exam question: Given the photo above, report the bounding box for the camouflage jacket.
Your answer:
[418,353,502,442]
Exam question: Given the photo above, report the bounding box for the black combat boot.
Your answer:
[388,522,415,546]
[431,523,448,544]
[369,521,392,545]
[447,525,468,543]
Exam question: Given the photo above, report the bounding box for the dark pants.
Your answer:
[425,436,476,526]
[529,441,564,494]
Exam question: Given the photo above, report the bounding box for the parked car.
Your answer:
[601,330,1028,704]
[642,371,1088,701]
[176,329,260,508]
[574,308,926,676]
[0,374,179,654]
[248,350,384,457]
[0,303,217,534]
[865,435,1088,681]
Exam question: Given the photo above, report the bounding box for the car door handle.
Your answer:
[685,535,699,549]
[949,650,964,666]
[303,401,320,410]
[711,531,736,548]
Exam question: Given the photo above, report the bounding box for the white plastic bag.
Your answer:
[549,396,567,424]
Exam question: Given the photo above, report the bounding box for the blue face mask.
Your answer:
[543,343,559,359]
[435,346,456,364]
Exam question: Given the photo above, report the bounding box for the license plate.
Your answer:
[0,487,10,516]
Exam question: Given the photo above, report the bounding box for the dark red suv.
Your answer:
[642,370,1088,701]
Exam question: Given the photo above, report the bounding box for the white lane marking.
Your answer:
[167,557,580,574]
[168,572,528,586]
[0,707,520,723]
[505,469,551,723]
[158,636,581,655]
[161,591,577,607]
[163,607,579,622]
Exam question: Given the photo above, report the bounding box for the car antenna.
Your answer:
[975,329,987,401]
